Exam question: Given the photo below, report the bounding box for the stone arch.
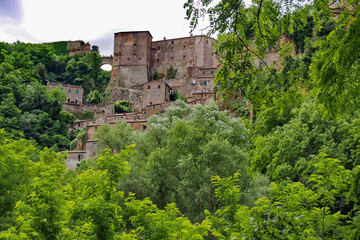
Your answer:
[101,56,113,67]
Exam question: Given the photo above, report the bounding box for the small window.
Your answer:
[183,55,186,61]
[153,106,156,110]
[133,43,137,48]
[78,154,81,161]
[206,39,209,44]
[76,89,79,94]
[158,93,161,98]
[77,164,80,167]
[203,71,206,74]
[144,111,147,115]
[147,93,151,99]
[171,47,174,52]
[171,40,174,44]
[158,85,161,89]
[183,46,186,50]
[171,57,174,62]
[148,85,151,89]
[68,99,70,103]
[157,58,160,63]
[69,89,71,93]
[133,54,137,59]
[204,81,207,86]
[143,125,147,130]
[211,71,214,75]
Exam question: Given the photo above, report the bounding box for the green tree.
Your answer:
[113,100,133,114]
[121,101,251,221]
[94,121,135,154]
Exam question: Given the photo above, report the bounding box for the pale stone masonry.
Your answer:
[110,31,220,110]
[48,82,84,105]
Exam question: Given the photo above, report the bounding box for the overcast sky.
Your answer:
[0,0,213,56]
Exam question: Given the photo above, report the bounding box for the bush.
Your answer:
[113,100,133,114]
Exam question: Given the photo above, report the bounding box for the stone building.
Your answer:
[64,150,87,170]
[67,41,91,56]
[142,80,173,107]
[109,31,220,110]
[48,82,84,105]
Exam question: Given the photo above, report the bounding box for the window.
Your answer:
[158,93,161,98]
[133,32,138,37]
[78,154,81,161]
[143,125,147,130]
[171,40,174,44]
[69,89,71,93]
[206,39,209,44]
[147,93,150,99]
[68,99,70,103]
[204,81,207,86]
[171,57,174,62]
[133,43,137,48]
[183,46,186,50]
[158,85,161,89]
[133,54,137,59]
[211,70,214,75]
[203,71,206,74]
[171,47,174,52]
[148,85,151,89]
[144,111,147,115]
[183,55,186,61]
[153,106,156,110]
[76,89,79,94]
[157,58,160,63]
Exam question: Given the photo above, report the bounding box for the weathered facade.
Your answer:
[142,80,173,107]
[110,31,220,109]
[64,150,87,170]
[48,82,84,105]
[67,41,91,56]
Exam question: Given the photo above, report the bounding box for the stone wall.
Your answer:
[64,150,87,170]
[142,80,172,107]
[48,82,84,105]
[67,41,91,56]
[150,35,219,79]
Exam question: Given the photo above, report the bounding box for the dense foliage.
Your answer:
[0,41,111,150]
[2,0,360,238]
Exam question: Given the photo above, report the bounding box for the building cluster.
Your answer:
[51,31,220,170]
[110,31,219,110]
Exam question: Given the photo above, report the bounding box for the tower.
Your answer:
[111,31,153,104]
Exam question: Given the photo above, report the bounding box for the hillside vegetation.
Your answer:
[2,0,360,239]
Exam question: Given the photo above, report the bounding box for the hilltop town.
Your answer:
[52,32,222,169]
